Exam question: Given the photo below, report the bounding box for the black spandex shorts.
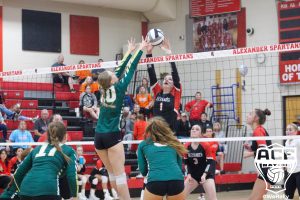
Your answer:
[191,172,215,183]
[94,132,122,150]
[146,180,184,196]
[20,196,60,200]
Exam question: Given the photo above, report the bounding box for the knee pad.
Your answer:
[108,172,116,182]
[92,178,98,185]
[81,175,87,183]
[115,173,127,185]
[101,176,108,184]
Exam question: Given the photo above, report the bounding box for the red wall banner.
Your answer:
[190,0,241,17]
[280,60,300,84]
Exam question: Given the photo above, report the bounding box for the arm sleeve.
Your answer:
[66,149,78,197]
[170,62,180,89]
[146,54,158,87]
[117,50,143,90]
[137,143,148,176]
[114,53,133,78]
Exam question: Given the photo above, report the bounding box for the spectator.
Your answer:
[133,104,141,115]
[9,121,34,150]
[199,112,213,133]
[79,76,99,94]
[214,122,226,174]
[0,149,12,190]
[79,85,99,120]
[135,77,150,96]
[9,147,23,174]
[76,60,92,84]
[0,103,38,122]
[176,112,191,138]
[91,58,105,81]
[133,114,147,143]
[123,113,136,151]
[123,91,134,111]
[88,159,118,200]
[0,112,7,141]
[76,145,89,200]
[135,86,152,119]
[33,109,49,142]
[185,92,212,126]
[52,54,76,93]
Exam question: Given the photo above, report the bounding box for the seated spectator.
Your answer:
[0,112,7,141]
[52,54,76,93]
[0,103,37,122]
[33,109,49,142]
[88,159,118,200]
[79,85,99,120]
[135,77,150,97]
[0,149,12,190]
[176,112,191,138]
[79,76,99,94]
[198,112,213,133]
[185,92,212,126]
[9,121,34,150]
[133,104,141,115]
[91,58,105,81]
[38,114,70,142]
[76,60,92,84]
[76,145,89,200]
[132,114,147,151]
[214,122,226,174]
[123,91,134,111]
[123,113,136,151]
[135,86,152,119]
[9,147,23,174]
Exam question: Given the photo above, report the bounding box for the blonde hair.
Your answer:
[47,122,70,163]
[98,71,112,90]
[287,123,298,132]
[145,117,187,156]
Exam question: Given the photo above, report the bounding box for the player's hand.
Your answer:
[160,37,172,54]
[200,173,206,184]
[146,43,154,54]
[139,36,149,50]
[243,143,251,151]
[127,37,136,53]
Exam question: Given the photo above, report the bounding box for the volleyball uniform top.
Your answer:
[9,156,21,174]
[285,138,300,173]
[146,54,182,131]
[1,143,77,198]
[251,125,271,155]
[137,138,184,183]
[184,143,207,178]
[95,50,143,134]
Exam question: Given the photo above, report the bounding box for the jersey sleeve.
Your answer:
[65,148,78,197]
[146,54,162,97]
[170,62,180,90]
[253,127,267,146]
[137,142,148,177]
[117,50,143,90]
[114,52,132,78]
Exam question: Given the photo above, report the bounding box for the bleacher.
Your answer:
[0,81,257,197]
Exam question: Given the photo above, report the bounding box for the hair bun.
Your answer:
[263,109,271,116]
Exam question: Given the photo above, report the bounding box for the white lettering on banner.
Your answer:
[282,73,294,81]
[285,64,300,73]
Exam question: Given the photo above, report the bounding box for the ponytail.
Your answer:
[47,122,70,163]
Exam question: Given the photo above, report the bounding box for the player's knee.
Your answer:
[108,172,116,182]
[101,175,108,184]
[115,173,127,185]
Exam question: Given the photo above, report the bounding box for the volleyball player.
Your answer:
[184,125,217,200]
[137,117,187,200]
[0,122,78,200]
[285,123,300,199]
[243,108,271,200]
[94,37,148,200]
[146,39,182,131]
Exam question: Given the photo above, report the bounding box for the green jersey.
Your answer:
[137,139,184,183]
[0,143,77,198]
[95,50,143,134]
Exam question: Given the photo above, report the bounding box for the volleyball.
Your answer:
[147,28,164,46]
[267,167,285,184]
[239,64,248,77]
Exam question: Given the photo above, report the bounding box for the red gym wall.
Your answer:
[0,6,3,73]
[70,15,99,55]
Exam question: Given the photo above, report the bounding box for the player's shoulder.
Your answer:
[62,144,76,154]
[184,142,192,148]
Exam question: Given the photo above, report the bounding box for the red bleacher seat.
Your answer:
[127,178,144,189]
[68,131,83,141]
[56,92,80,101]
[224,163,242,172]
[6,120,34,130]
[68,101,79,109]
[5,100,38,109]
[3,90,24,99]
[215,173,257,184]
[82,145,95,152]
[84,153,99,164]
